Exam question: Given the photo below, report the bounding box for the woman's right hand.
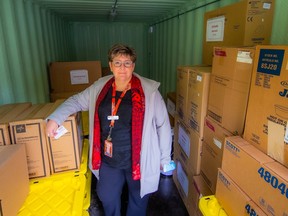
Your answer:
[46,119,59,138]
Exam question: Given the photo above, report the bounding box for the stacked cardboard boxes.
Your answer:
[9,101,83,179]
[221,136,288,216]
[202,0,275,65]
[214,45,288,216]
[244,45,288,167]
[200,46,255,193]
[173,65,212,215]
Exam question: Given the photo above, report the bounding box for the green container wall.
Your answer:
[0,0,73,104]
[70,22,149,77]
[0,0,287,104]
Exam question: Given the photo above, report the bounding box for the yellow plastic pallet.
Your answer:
[199,195,228,216]
[18,174,87,216]
[83,169,92,211]
[18,139,92,216]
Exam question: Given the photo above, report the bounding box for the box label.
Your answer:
[257,49,285,76]
[178,125,190,156]
[70,69,89,84]
[206,16,225,42]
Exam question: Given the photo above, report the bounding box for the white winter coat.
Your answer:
[47,73,172,197]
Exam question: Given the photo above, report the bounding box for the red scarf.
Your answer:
[92,75,145,180]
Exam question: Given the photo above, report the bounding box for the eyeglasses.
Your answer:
[112,60,134,68]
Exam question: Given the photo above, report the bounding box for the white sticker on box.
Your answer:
[178,125,190,156]
[197,75,202,82]
[176,161,188,196]
[263,3,271,10]
[206,16,225,42]
[213,138,222,149]
[54,125,68,139]
[237,51,253,64]
[70,69,89,85]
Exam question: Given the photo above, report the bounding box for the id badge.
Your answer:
[104,139,113,157]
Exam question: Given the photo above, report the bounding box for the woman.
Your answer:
[46,43,172,216]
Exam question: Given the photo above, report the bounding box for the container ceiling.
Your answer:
[29,0,204,23]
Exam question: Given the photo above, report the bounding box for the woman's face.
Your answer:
[109,54,135,83]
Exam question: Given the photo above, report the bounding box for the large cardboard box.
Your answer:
[0,144,29,216]
[222,136,288,216]
[49,91,89,136]
[207,47,254,135]
[46,100,83,174]
[9,104,53,179]
[0,103,32,145]
[203,116,233,160]
[244,45,288,167]
[200,116,232,192]
[49,61,102,93]
[9,101,84,178]
[202,0,274,65]
[216,168,267,216]
[174,117,202,175]
[187,66,211,137]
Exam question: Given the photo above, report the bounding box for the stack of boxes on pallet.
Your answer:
[172,0,283,215]
[173,65,212,215]
[0,100,86,215]
[0,61,103,216]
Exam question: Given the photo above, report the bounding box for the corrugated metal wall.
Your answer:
[70,22,149,76]
[0,0,72,104]
[0,0,287,104]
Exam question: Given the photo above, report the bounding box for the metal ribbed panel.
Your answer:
[0,0,72,104]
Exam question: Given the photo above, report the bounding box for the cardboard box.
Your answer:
[244,45,288,167]
[203,116,233,160]
[0,144,29,216]
[216,168,267,216]
[49,61,102,93]
[207,47,254,135]
[187,66,211,137]
[202,0,274,65]
[200,116,233,192]
[9,101,84,178]
[200,141,222,194]
[0,103,32,145]
[222,136,288,216]
[9,104,53,179]
[174,118,202,175]
[200,116,232,193]
[49,91,78,102]
[46,100,83,174]
[49,91,89,136]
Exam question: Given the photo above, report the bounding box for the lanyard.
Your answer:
[109,81,131,128]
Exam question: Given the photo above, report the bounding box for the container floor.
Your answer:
[88,174,189,216]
